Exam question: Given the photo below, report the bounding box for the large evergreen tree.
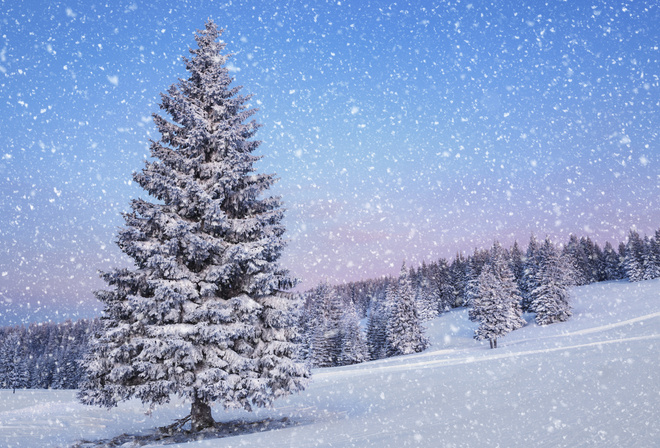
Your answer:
[78,22,309,431]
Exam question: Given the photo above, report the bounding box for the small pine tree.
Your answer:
[463,259,480,308]
[470,243,525,349]
[509,241,525,288]
[530,238,573,325]
[563,234,588,286]
[580,237,600,284]
[309,283,343,367]
[642,236,660,280]
[78,21,308,431]
[448,254,467,307]
[601,241,623,281]
[520,234,541,311]
[339,303,367,365]
[366,283,392,361]
[618,242,628,279]
[415,275,439,321]
[386,262,428,356]
[624,229,645,282]
[430,259,455,313]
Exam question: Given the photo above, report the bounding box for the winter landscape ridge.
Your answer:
[0,278,658,448]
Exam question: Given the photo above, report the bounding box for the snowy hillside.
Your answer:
[1,279,658,447]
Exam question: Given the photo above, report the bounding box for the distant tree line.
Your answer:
[1,227,658,389]
[0,318,100,391]
[299,227,660,363]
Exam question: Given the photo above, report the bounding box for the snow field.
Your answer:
[0,279,658,447]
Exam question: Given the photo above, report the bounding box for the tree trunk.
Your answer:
[191,396,215,432]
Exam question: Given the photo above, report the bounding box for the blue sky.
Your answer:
[1,0,659,325]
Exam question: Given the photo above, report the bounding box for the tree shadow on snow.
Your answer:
[71,416,303,447]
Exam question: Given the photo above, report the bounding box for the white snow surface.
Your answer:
[1,279,658,447]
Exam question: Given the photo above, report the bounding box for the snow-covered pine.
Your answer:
[386,262,428,356]
[365,281,392,361]
[563,234,589,286]
[0,333,22,391]
[520,234,541,312]
[470,242,525,349]
[339,302,367,366]
[530,238,573,325]
[414,274,439,322]
[448,254,467,307]
[601,241,623,281]
[623,229,645,282]
[309,283,343,367]
[77,21,309,431]
[0,340,7,388]
[642,235,660,281]
[463,258,481,309]
[578,236,601,284]
[433,258,456,313]
[592,240,607,282]
[618,242,628,279]
[653,229,660,278]
[509,241,525,291]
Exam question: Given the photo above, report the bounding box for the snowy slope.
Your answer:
[1,279,658,447]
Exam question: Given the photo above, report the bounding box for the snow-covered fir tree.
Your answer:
[0,333,22,391]
[579,236,601,283]
[563,234,589,286]
[339,302,367,365]
[414,273,439,322]
[509,241,525,289]
[462,259,481,308]
[365,281,392,360]
[530,238,573,325]
[520,234,541,311]
[448,254,467,307]
[309,283,343,367]
[0,341,7,388]
[77,22,308,431]
[618,242,628,279]
[642,235,660,280]
[386,262,428,356]
[623,229,645,282]
[430,258,455,313]
[469,242,525,349]
[601,241,624,281]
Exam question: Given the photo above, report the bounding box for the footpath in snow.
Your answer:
[0,279,658,447]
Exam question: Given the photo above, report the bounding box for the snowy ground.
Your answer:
[1,279,658,447]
